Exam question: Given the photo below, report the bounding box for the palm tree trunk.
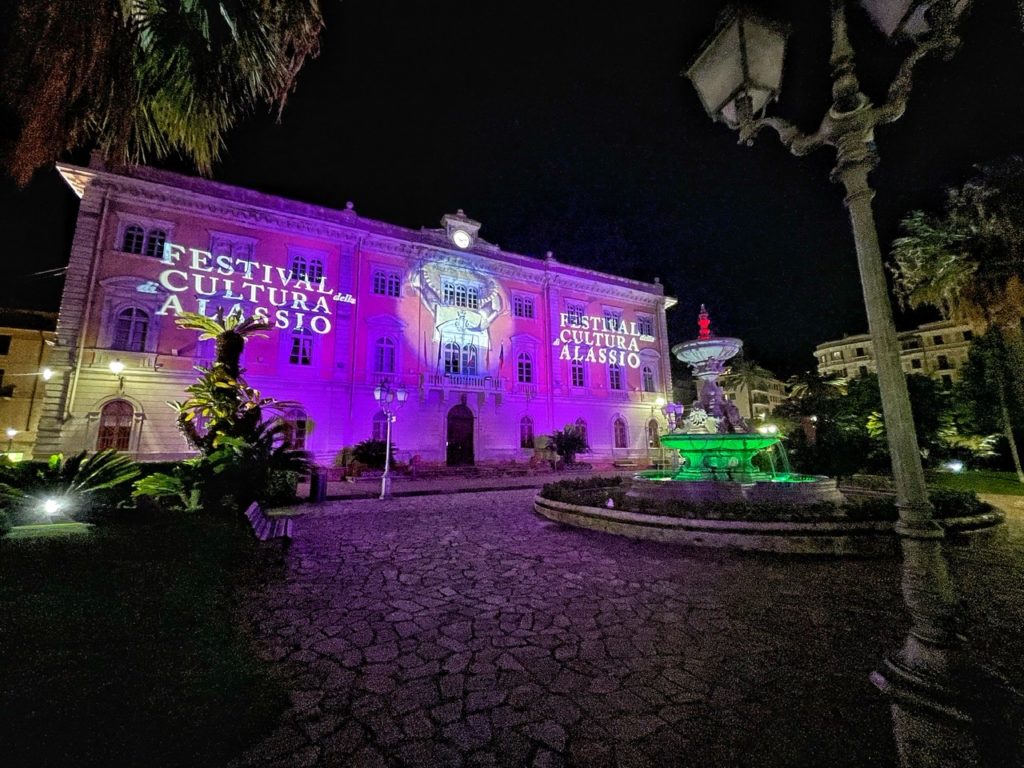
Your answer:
[996,376,1024,484]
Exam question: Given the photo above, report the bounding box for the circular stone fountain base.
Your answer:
[627,474,845,506]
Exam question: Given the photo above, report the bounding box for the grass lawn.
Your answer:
[6,521,94,540]
[0,514,286,768]
[926,469,1024,497]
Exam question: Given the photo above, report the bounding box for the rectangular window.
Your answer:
[373,269,401,297]
[289,335,313,365]
[0,335,10,355]
[963,330,973,341]
[855,347,865,357]
[911,358,922,369]
[637,315,654,337]
[609,365,623,390]
[831,351,842,360]
[858,365,868,377]
[937,355,951,369]
[570,359,585,388]
[441,279,480,308]
[513,295,535,319]
[603,308,623,331]
[933,334,944,345]
[565,302,586,327]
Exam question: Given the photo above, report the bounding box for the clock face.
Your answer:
[452,229,472,249]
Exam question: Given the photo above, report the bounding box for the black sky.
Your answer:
[1,0,1022,376]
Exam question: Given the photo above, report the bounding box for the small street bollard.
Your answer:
[308,466,328,503]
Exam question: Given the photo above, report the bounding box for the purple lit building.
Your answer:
[36,162,676,466]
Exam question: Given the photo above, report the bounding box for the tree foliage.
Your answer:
[0,0,323,184]
[547,426,588,467]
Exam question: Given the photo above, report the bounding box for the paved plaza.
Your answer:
[233,490,1024,767]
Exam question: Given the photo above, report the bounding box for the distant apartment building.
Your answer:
[0,310,57,457]
[720,375,787,421]
[815,320,973,387]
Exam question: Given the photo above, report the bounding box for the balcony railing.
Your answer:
[424,373,503,392]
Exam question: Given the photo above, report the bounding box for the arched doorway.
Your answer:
[446,402,475,466]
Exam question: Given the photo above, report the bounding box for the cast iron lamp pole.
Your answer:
[687,2,981,763]
[373,379,408,499]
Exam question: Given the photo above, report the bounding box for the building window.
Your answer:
[855,347,865,357]
[462,344,478,376]
[574,418,589,449]
[603,308,623,330]
[613,417,628,449]
[122,225,145,254]
[372,410,388,441]
[565,302,586,327]
[963,330,973,341]
[637,315,654,337]
[941,374,953,388]
[517,353,533,384]
[374,337,396,373]
[444,342,461,375]
[609,364,623,391]
[112,307,149,352]
[641,366,656,393]
[442,280,480,309]
[911,358,922,369]
[937,355,951,370]
[144,229,167,258]
[933,334,944,345]
[519,416,534,449]
[372,268,402,297]
[285,408,308,450]
[830,350,842,360]
[570,359,585,388]
[97,400,133,451]
[858,365,868,377]
[0,335,10,355]
[513,295,535,319]
[289,328,313,365]
[647,419,660,449]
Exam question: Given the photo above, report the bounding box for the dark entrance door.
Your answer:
[446,403,475,466]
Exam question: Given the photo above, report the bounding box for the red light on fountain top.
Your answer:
[697,304,712,340]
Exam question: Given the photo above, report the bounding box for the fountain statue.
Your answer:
[631,306,842,504]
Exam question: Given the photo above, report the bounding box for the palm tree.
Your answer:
[785,370,848,411]
[176,308,269,378]
[720,359,777,422]
[891,157,1024,481]
[1,0,323,184]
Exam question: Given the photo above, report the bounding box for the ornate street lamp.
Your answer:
[687,1,983,762]
[373,379,408,499]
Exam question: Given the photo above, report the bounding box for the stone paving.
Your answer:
[232,490,1024,767]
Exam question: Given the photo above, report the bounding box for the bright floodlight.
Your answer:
[109,359,125,375]
[943,460,965,473]
[42,498,61,516]
[42,367,54,381]
[5,428,16,439]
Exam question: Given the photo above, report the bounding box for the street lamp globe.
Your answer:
[858,0,970,40]
[686,7,788,129]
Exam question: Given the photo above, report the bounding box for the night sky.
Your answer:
[1,0,1022,376]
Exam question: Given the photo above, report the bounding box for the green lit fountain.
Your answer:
[632,306,841,504]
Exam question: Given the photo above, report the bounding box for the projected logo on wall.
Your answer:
[553,313,653,369]
[143,242,355,334]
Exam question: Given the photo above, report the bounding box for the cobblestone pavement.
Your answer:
[232,490,1024,768]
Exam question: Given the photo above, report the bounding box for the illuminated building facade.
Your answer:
[36,163,676,466]
[814,320,973,388]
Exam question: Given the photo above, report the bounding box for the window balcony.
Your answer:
[513,382,538,398]
[423,372,503,394]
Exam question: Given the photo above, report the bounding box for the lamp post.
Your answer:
[373,379,408,499]
[687,2,981,763]
[5,427,17,453]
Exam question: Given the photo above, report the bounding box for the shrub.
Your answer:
[0,508,11,538]
[351,439,393,470]
[547,426,588,466]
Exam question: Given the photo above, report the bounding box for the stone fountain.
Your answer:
[631,306,842,504]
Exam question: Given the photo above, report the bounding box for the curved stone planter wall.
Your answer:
[534,496,1004,556]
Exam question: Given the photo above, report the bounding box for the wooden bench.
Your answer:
[244,502,293,541]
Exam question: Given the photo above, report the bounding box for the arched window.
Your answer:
[144,229,167,258]
[113,307,149,352]
[516,352,533,384]
[374,337,396,373]
[574,417,588,449]
[372,410,389,441]
[306,259,324,284]
[642,366,656,393]
[289,327,313,365]
[97,400,133,451]
[647,419,660,449]
[613,417,628,449]
[444,342,461,375]
[462,344,478,376]
[609,364,623,390]
[570,359,585,388]
[519,416,534,449]
[122,225,145,254]
[289,255,308,281]
[285,408,308,450]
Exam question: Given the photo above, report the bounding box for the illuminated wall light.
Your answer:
[41,367,54,381]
